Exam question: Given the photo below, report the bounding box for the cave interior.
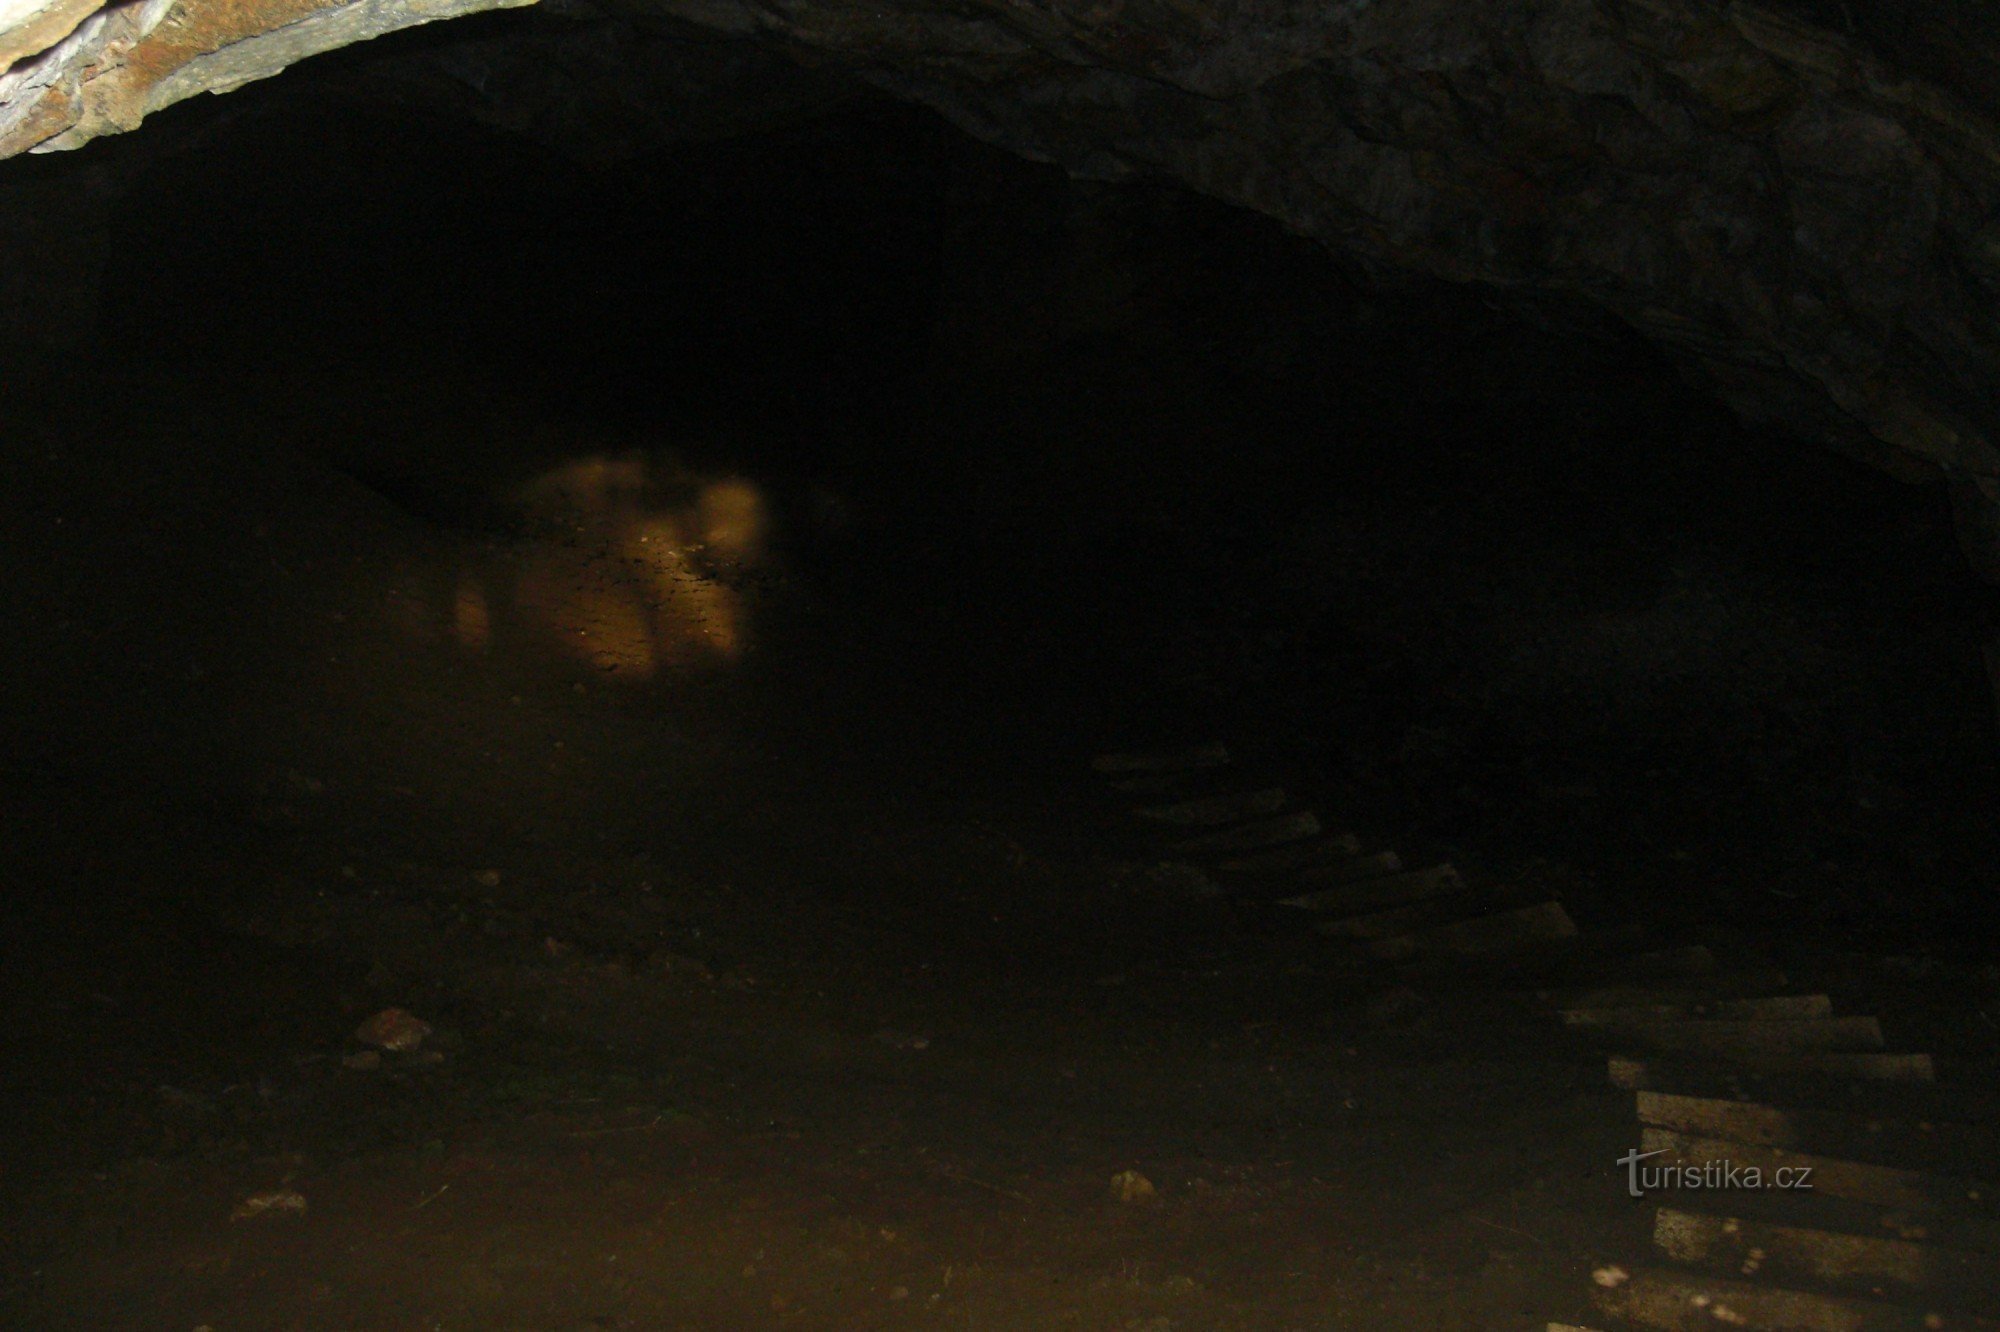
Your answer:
[2,8,1998,1330]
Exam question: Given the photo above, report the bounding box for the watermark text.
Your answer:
[1618,1148,1814,1198]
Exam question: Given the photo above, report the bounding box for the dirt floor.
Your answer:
[0,362,1699,1332]
[0,870,1636,1331]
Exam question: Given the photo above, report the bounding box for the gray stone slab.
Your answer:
[1212,832,1366,878]
[1307,891,1490,940]
[1563,995,1834,1026]
[1595,1015,1885,1057]
[1108,771,1193,796]
[1616,1056,1944,1096]
[1644,1187,2000,1257]
[1607,1059,2000,1124]
[1595,1265,2000,1331]
[1653,1205,2000,1306]
[1168,809,1321,855]
[1281,864,1463,915]
[1543,945,1721,986]
[1092,742,1230,774]
[1133,787,1288,826]
[1641,1128,1996,1216]
[1385,922,1652,987]
[1526,971,1795,1010]
[1363,900,1578,961]
[1637,1090,2000,1174]
[1290,849,1407,886]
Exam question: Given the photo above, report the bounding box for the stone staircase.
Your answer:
[1090,741,2000,1332]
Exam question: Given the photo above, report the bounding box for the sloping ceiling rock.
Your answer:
[4,0,2000,547]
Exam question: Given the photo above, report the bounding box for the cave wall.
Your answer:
[0,156,108,377]
[5,0,2000,562]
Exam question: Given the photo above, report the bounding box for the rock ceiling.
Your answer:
[5,0,2000,564]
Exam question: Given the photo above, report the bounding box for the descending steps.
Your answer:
[1564,978,1996,1332]
[1088,740,2000,1332]
[1091,740,1580,965]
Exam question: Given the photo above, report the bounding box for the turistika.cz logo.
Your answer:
[1618,1147,1816,1198]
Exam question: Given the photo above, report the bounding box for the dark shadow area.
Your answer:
[3,15,1998,1330]
[47,37,1998,945]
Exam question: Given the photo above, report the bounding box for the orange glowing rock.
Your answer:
[352,1007,432,1052]
[1109,1170,1157,1203]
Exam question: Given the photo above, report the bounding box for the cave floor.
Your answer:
[0,864,1631,1332]
[0,399,1644,1331]
[4,367,1998,1331]
[0,689,1634,1331]
[0,923,1641,1332]
[0,621,1637,1329]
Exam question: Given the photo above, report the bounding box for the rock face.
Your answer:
[4,0,2000,535]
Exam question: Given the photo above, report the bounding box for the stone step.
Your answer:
[1132,787,1289,827]
[1636,1090,2000,1175]
[1107,758,1294,801]
[1385,922,1654,989]
[1562,995,1836,1026]
[1543,944,1722,987]
[1593,1264,2000,1331]
[1644,1187,2000,1257]
[1280,863,1461,914]
[1306,890,1498,941]
[1596,1015,1886,1058]
[1289,848,1409,887]
[1211,832,1366,878]
[1609,1057,2000,1117]
[1652,1205,2000,1307]
[1136,861,1225,901]
[1524,971,1796,1010]
[1362,899,1579,962]
[1167,809,1321,855]
[1639,1127,1996,1217]
[1091,742,1231,775]
[1616,1048,1944,1088]
[1106,771,1193,796]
